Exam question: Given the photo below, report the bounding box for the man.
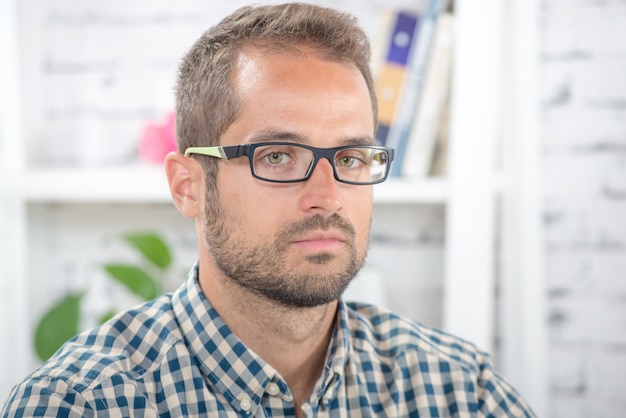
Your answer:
[3,3,535,417]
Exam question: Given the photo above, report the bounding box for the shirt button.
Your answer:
[239,395,252,412]
[266,382,280,396]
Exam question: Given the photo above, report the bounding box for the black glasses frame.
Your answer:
[185,142,395,185]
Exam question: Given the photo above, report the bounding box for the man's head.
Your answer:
[168,3,380,308]
[175,3,377,182]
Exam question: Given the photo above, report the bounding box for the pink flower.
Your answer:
[139,111,177,164]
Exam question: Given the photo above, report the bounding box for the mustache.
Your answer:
[277,213,356,243]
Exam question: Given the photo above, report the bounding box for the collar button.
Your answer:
[266,382,280,396]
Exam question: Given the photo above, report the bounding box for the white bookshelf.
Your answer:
[3,167,448,204]
[8,166,171,203]
[0,0,547,414]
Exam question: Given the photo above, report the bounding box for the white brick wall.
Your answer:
[541,0,626,416]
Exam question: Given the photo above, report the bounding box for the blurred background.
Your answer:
[1,0,625,417]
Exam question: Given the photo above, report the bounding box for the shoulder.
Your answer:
[341,301,536,416]
[17,293,182,397]
[343,301,488,375]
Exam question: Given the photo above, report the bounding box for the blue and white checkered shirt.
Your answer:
[3,264,535,417]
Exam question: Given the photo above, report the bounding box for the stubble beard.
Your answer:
[203,186,367,308]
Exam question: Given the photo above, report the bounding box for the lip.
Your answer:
[291,231,346,251]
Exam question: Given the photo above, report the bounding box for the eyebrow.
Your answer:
[246,130,376,147]
[247,131,306,144]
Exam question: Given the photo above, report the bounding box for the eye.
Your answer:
[256,146,298,168]
[335,149,368,169]
[267,151,286,165]
[337,156,356,168]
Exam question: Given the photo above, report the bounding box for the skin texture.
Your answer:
[165,47,375,415]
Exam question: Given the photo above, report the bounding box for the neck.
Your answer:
[198,258,338,405]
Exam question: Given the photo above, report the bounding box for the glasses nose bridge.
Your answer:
[307,148,338,178]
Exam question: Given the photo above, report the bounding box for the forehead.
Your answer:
[224,48,375,146]
[233,46,360,90]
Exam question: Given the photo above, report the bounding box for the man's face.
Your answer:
[202,48,375,308]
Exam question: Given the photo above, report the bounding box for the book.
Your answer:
[370,10,396,81]
[374,11,420,146]
[402,12,454,179]
[385,0,448,176]
[428,95,451,177]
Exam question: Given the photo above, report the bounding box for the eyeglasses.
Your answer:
[184,142,394,185]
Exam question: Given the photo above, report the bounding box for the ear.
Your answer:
[165,151,204,219]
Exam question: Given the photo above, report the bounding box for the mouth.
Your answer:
[291,231,346,252]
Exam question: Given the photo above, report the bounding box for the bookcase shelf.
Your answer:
[6,166,449,204]
[374,177,447,204]
[11,166,171,203]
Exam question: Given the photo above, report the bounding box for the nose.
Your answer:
[299,157,343,214]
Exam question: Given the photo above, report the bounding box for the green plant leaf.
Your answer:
[104,263,159,300]
[121,232,172,270]
[34,293,83,362]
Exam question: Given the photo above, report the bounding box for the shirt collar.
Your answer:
[171,262,354,414]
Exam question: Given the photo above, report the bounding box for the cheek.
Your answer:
[215,167,251,213]
[352,196,373,245]
[356,214,372,247]
[217,180,282,236]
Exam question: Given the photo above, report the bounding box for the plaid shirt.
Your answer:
[3,264,535,417]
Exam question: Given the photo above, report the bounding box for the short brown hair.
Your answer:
[175,3,377,180]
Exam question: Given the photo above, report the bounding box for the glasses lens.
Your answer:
[334,147,389,184]
[252,144,314,181]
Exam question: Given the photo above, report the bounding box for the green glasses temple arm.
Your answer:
[184,146,231,159]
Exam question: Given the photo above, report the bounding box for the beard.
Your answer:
[203,186,367,308]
